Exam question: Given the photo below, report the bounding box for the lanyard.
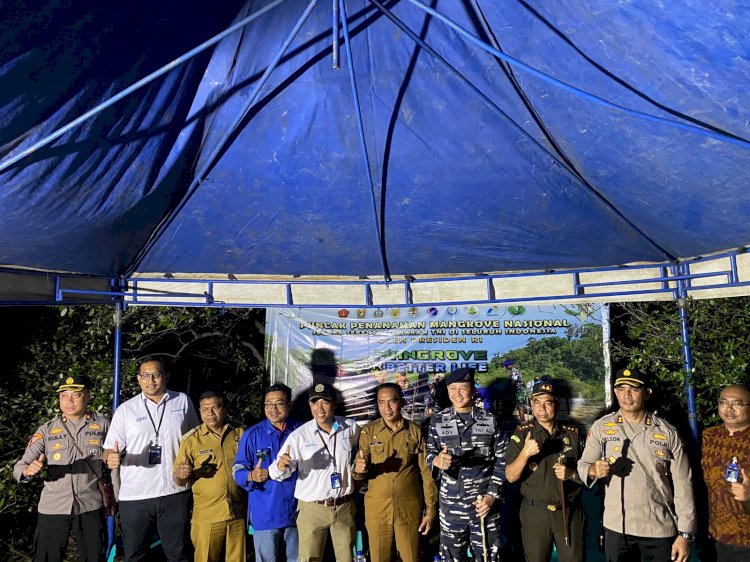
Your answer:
[316,428,338,472]
[144,399,168,444]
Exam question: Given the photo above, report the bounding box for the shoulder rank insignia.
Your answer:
[180,427,199,442]
[517,423,534,432]
[562,424,578,433]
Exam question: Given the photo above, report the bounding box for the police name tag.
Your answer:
[436,422,459,437]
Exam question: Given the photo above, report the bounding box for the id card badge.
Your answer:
[148,444,163,465]
[330,471,341,489]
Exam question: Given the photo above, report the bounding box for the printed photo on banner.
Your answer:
[265,304,606,428]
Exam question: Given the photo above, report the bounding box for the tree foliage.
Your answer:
[0,305,265,559]
[478,323,605,399]
[611,297,750,429]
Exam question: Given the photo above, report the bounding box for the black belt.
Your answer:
[523,496,578,512]
[313,494,352,507]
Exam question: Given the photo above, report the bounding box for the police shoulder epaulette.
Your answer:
[562,424,578,433]
[517,423,534,432]
[180,426,200,441]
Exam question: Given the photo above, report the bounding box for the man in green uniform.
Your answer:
[174,390,246,562]
[506,380,583,562]
[353,383,437,562]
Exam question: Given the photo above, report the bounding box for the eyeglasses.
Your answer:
[138,371,164,381]
[718,399,750,408]
[264,401,289,410]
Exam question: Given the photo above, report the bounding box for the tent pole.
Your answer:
[107,288,126,559]
[675,264,699,447]
[332,0,340,69]
[339,0,390,282]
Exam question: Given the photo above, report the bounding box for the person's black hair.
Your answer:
[264,383,292,402]
[138,355,170,374]
[199,389,225,405]
[375,382,404,400]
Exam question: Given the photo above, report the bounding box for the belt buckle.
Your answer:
[546,504,558,512]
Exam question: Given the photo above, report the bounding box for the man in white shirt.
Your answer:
[269,382,360,562]
[103,356,199,562]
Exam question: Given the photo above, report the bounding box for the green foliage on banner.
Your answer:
[611,297,750,428]
[479,323,605,399]
[0,305,264,559]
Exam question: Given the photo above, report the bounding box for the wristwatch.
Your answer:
[679,532,694,542]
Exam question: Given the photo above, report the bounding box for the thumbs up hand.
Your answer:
[174,461,192,481]
[435,444,453,471]
[277,445,293,471]
[23,453,46,478]
[354,450,369,474]
[252,457,270,483]
[106,441,121,470]
[521,431,540,458]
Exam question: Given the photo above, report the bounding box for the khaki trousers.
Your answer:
[297,499,356,562]
[365,519,420,562]
[191,517,246,562]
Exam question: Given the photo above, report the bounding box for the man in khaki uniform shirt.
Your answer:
[578,369,695,562]
[14,374,110,562]
[174,390,246,562]
[353,383,437,562]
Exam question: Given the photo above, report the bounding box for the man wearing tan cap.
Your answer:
[14,374,110,562]
[578,368,695,562]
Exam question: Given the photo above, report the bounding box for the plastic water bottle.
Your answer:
[726,456,740,482]
[355,551,366,562]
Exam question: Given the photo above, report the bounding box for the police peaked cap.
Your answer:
[614,368,648,388]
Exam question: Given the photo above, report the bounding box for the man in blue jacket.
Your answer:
[234,383,301,562]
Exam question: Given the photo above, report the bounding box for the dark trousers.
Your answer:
[519,501,584,562]
[34,508,105,562]
[604,529,673,562]
[715,541,750,562]
[119,491,190,562]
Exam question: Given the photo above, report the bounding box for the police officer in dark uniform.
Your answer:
[506,380,584,562]
[13,375,110,562]
[426,367,507,562]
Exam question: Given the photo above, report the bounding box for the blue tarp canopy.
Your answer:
[2,0,750,305]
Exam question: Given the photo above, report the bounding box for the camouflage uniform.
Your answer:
[427,405,507,562]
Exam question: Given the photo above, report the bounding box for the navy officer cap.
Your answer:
[445,367,475,386]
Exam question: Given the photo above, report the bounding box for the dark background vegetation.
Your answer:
[1,298,748,559]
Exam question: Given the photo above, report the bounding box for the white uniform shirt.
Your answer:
[269,416,360,502]
[103,390,199,501]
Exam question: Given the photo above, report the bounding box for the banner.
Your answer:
[266,303,607,428]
